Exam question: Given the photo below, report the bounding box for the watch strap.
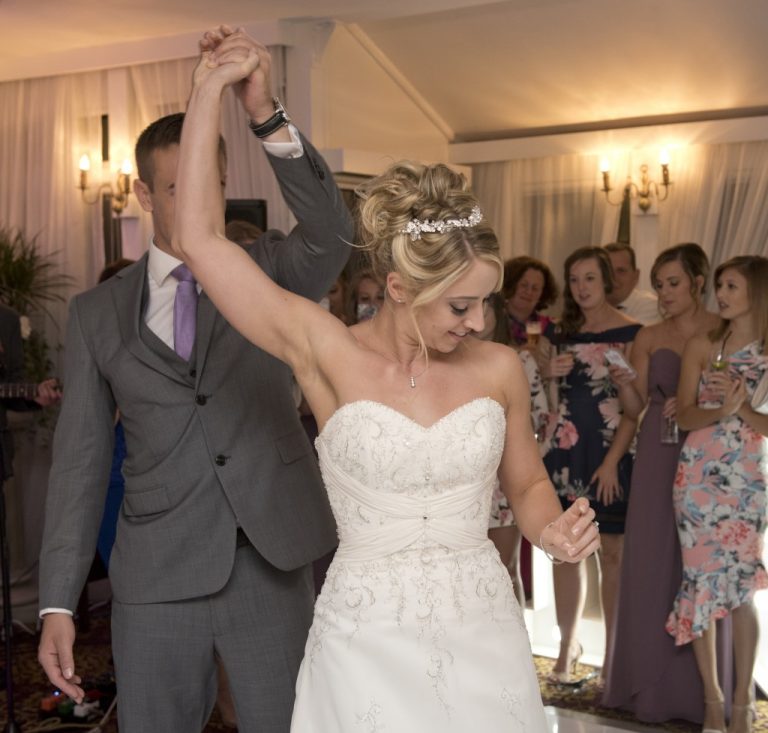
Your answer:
[248,98,291,139]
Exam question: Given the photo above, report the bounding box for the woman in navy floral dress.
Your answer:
[541,247,640,683]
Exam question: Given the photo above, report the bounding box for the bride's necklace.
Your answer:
[371,347,428,388]
[408,366,428,389]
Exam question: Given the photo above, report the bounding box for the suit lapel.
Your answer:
[113,255,192,387]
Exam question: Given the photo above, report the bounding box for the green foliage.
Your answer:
[0,227,72,384]
[23,327,55,384]
[0,227,73,319]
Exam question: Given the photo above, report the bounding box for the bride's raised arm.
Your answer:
[172,29,349,385]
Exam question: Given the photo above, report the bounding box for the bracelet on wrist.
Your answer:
[539,521,564,565]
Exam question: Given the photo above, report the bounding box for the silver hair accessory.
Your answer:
[399,205,483,241]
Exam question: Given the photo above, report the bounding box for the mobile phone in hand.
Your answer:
[604,348,637,379]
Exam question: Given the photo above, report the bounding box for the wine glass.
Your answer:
[710,333,731,372]
[704,334,731,407]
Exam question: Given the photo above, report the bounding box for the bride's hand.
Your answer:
[193,26,260,89]
[540,497,600,563]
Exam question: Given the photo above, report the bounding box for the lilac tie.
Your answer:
[171,263,198,361]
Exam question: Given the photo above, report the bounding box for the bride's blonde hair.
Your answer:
[357,161,502,313]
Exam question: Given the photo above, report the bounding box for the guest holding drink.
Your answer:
[666,255,768,733]
[602,243,724,723]
[503,256,558,348]
[540,246,640,683]
[479,292,549,606]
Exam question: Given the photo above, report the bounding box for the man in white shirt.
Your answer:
[37,29,352,733]
[604,242,660,325]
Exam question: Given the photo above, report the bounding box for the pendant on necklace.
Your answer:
[410,376,416,388]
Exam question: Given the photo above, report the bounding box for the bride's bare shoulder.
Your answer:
[464,338,526,403]
[465,337,520,367]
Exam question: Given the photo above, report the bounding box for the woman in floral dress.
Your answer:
[668,255,768,733]
[541,247,640,682]
[481,292,549,606]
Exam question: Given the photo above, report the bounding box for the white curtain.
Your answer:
[659,140,768,270]
[0,69,108,343]
[0,47,290,341]
[473,153,610,296]
[473,142,768,302]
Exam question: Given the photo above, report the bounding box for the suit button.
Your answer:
[215,455,228,466]
[196,394,207,406]
[189,368,197,378]
[312,159,325,180]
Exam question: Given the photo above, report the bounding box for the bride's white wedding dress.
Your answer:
[291,398,547,732]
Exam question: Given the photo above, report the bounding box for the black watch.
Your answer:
[248,98,291,139]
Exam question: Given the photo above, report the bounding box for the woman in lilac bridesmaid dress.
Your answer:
[603,244,725,723]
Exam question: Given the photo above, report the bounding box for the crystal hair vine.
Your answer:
[399,205,483,241]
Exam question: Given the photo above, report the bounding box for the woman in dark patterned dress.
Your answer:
[541,247,640,682]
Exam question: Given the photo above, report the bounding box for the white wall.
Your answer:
[312,24,449,168]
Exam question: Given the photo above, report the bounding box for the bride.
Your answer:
[174,26,601,732]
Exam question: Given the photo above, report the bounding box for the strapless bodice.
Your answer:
[316,398,506,561]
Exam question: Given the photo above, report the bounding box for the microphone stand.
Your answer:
[0,463,22,732]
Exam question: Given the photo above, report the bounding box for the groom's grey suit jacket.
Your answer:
[39,136,351,610]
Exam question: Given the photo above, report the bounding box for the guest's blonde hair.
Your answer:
[357,161,502,312]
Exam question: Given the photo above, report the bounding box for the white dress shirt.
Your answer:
[618,288,660,325]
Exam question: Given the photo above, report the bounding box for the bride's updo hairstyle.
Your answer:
[358,161,502,313]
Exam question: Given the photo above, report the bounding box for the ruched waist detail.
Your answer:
[318,440,494,562]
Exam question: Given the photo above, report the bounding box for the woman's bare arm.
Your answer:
[172,31,349,394]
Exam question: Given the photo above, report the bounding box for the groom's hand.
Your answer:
[38,613,84,703]
[200,25,289,140]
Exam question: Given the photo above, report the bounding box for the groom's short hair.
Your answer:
[135,112,227,191]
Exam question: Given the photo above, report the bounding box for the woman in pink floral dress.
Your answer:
[541,247,640,682]
[669,255,768,733]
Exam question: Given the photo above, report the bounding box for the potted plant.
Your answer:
[0,227,72,382]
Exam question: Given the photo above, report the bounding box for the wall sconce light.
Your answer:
[77,154,133,216]
[600,151,671,212]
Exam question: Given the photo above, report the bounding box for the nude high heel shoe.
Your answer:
[727,704,756,733]
[546,642,597,687]
[702,698,726,733]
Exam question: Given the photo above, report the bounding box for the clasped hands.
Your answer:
[194,25,276,123]
[540,497,601,564]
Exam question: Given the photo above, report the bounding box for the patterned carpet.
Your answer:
[2,607,765,731]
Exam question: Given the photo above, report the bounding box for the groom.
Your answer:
[37,28,350,732]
